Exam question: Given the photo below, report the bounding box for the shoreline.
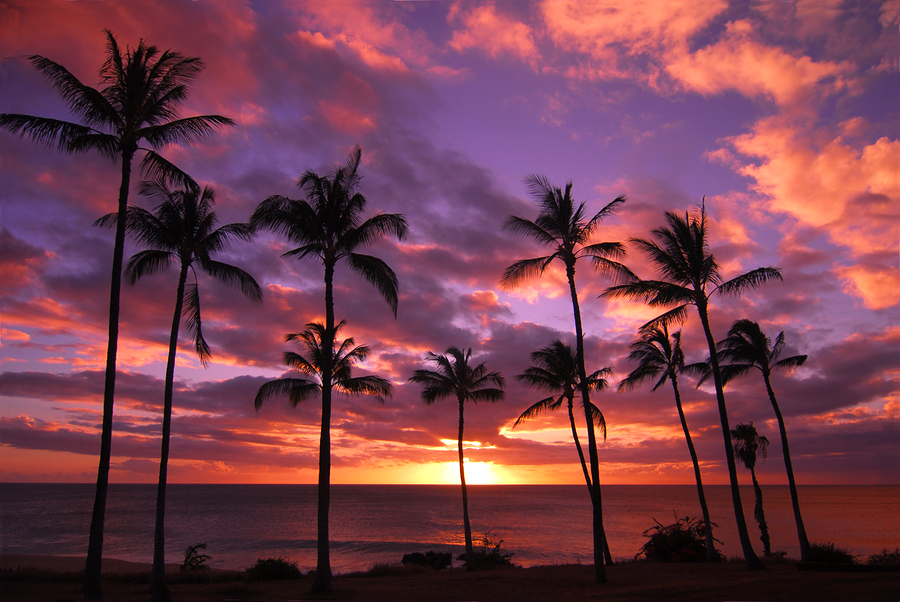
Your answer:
[2,554,898,601]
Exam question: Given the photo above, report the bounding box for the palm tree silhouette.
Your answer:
[250,146,407,592]
[512,339,614,562]
[618,325,718,561]
[715,319,810,560]
[501,175,632,582]
[0,30,234,597]
[100,179,261,600]
[255,320,393,410]
[731,422,771,556]
[408,347,505,570]
[602,203,780,569]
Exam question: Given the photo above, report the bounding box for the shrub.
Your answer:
[462,532,514,569]
[402,550,453,570]
[636,515,723,563]
[807,541,856,564]
[866,549,900,566]
[245,557,303,580]
[181,543,211,572]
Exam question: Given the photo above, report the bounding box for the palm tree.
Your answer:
[715,319,810,560]
[512,339,615,564]
[408,347,505,570]
[99,179,262,600]
[618,325,718,561]
[0,31,234,596]
[501,175,633,582]
[731,422,771,556]
[250,146,407,592]
[602,203,780,569]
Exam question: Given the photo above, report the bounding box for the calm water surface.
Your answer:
[1,484,897,573]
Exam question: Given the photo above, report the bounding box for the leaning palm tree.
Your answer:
[512,339,614,564]
[618,325,717,561]
[0,31,234,596]
[408,347,505,570]
[250,146,407,592]
[99,179,261,600]
[602,203,780,569]
[501,175,633,582]
[731,422,771,556]
[715,319,810,560]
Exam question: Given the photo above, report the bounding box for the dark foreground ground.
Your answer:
[2,555,898,601]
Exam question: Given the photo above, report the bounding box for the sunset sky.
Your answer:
[1,0,897,487]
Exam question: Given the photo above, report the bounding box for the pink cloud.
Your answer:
[449,3,540,66]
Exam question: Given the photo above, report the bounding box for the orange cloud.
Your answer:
[665,20,849,106]
[449,4,539,66]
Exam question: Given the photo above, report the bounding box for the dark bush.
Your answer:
[181,543,211,572]
[460,533,514,569]
[245,557,303,580]
[807,541,856,564]
[636,515,723,562]
[402,550,453,570]
[867,549,900,566]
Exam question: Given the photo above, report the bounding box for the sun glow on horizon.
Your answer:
[443,459,500,485]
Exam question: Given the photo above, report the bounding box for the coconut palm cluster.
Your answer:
[2,30,813,599]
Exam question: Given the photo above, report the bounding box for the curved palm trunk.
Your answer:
[312,262,335,593]
[84,150,134,598]
[567,397,613,565]
[150,262,189,601]
[697,303,763,570]
[762,371,810,560]
[749,467,771,556]
[458,397,475,569]
[670,373,717,561]
[566,265,607,582]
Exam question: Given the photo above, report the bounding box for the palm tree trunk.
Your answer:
[84,150,134,598]
[311,262,335,594]
[670,374,717,561]
[750,468,771,556]
[566,266,607,583]
[697,302,763,570]
[458,397,475,570]
[762,371,810,560]
[567,397,613,565]
[150,263,189,601]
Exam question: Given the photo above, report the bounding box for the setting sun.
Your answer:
[442,460,500,485]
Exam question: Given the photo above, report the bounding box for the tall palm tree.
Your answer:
[0,31,234,596]
[618,325,718,561]
[512,339,615,564]
[602,203,780,569]
[254,320,393,411]
[250,146,407,592]
[408,347,505,570]
[731,422,771,556]
[715,319,810,560]
[501,175,633,582]
[99,179,261,600]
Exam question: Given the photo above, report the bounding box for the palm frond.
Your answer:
[512,396,564,428]
[124,249,174,284]
[200,259,263,302]
[346,253,400,317]
[182,282,211,366]
[716,268,783,297]
[500,255,555,289]
[254,377,319,410]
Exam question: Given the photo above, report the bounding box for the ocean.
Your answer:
[1,484,896,573]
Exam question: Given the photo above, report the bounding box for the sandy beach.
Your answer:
[2,554,898,601]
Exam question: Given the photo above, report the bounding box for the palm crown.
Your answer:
[731,422,769,472]
[410,347,505,405]
[716,319,808,385]
[514,339,608,437]
[250,146,408,315]
[255,321,393,411]
[99,180,262,364]
[602,204,782,330]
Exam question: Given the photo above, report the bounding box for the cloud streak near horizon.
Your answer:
[1,0,897,486]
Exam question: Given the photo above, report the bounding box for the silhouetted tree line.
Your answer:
[1,31,812,598]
